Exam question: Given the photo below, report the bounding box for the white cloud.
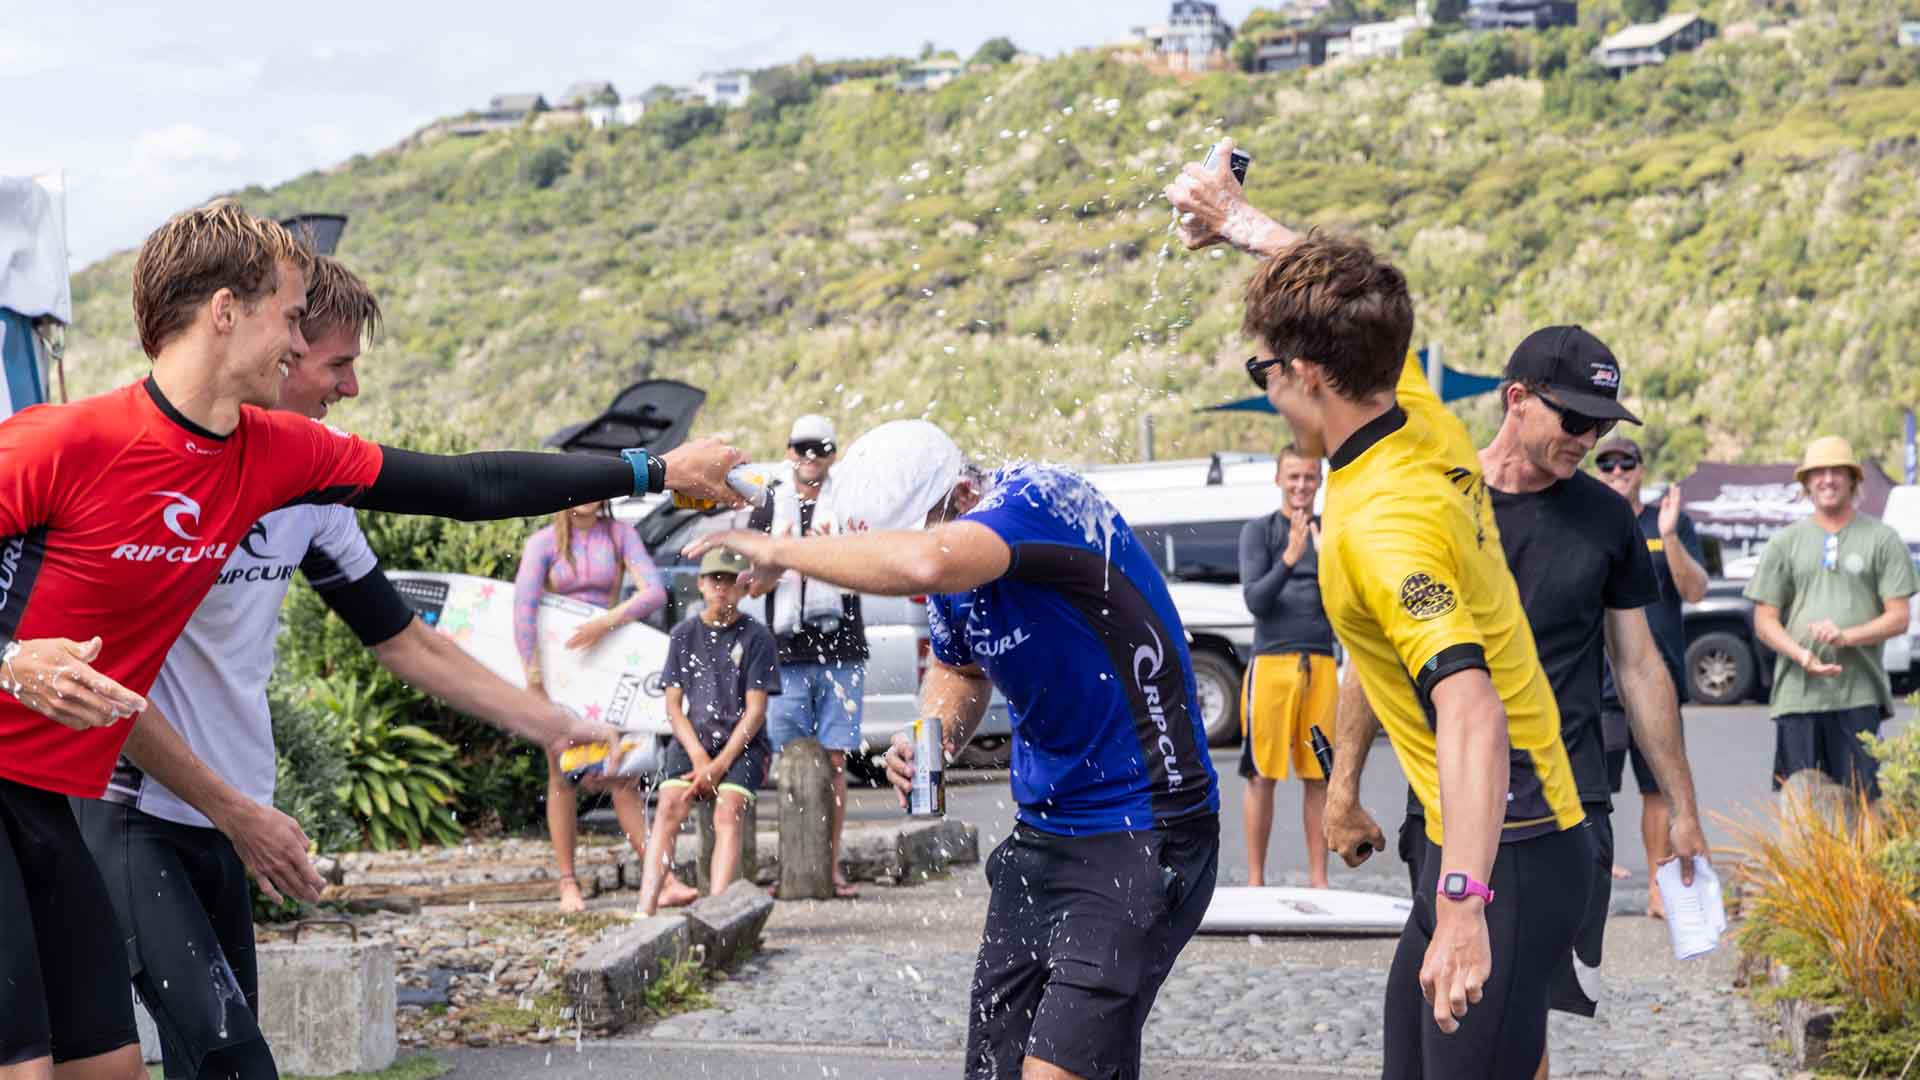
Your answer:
[131,124,247,172]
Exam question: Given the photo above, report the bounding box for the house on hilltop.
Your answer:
[1333,2,1432,63]
[1897,19,1919,47]
[488,93,549,120]
[1464,0,1577,31]
[1246,27,1333,72]
[563,81,619,108]
[696,70,753,108]
[897,58,964,91]
[1595,12,1716,72]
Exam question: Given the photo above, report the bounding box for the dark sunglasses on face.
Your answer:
[1533,392,1617,439]
[1595,456,1640,474]
[789,440,835,458]
[1246,355,1288,391]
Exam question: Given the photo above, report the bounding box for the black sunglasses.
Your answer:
[1533,392,1616,439]
[789,440,835,458]
[1246,356,1288,391]
[1595,456,1640,474]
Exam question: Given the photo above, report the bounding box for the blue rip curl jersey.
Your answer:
[928,465,1220,836]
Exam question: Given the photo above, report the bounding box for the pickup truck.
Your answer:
[1680,541,1920,705]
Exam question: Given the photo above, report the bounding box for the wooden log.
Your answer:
[775,737,835,900]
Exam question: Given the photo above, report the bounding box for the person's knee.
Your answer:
[716,792,751,826]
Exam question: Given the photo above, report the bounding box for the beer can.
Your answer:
[671,465,770,511]
[908,716,945,817]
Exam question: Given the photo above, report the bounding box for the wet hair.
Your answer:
[132,200,312,358]
[303,255,383,347]
[1241,231,1413,402]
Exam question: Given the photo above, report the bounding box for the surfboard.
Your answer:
[386,571,675,770]
[1197,886,1413,935]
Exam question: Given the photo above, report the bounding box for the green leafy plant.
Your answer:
[310,676,466,851]
[642,958,715,1018]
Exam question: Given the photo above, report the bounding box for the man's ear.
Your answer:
[1291,357,1326,396]
[207,287,238,334]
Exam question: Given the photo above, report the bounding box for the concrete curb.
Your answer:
[567,916,691,1033]
[686,880,776,969]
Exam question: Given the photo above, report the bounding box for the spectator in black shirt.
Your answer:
[747,415,869,898]
[1593,436,1707,919]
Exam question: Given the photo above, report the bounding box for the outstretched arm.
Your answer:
[686,522,1012,597]
[1163,136,1301,258]
[349,438,744,520]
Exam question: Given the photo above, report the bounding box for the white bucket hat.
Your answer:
[817,420,965,533]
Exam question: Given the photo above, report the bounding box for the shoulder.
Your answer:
[1565,471,1631,516]
[969,464,1120,539]
[1857,514,1904,544]
[0,391,122,452]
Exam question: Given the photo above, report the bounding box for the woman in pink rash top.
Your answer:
[515,500,696,911]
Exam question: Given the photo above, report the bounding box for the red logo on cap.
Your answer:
[1590,364,1619,391]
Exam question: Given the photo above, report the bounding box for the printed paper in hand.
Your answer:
[1654,856,1727,960]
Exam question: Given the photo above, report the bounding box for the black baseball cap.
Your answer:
[1503,325,1641,425]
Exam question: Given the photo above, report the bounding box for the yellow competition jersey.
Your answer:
[1318,352,1584,845]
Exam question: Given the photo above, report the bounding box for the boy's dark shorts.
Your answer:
[965,814,1219,1080]
[660,741,768,800]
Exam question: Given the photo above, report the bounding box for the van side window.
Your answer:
[1132,520,1251,584]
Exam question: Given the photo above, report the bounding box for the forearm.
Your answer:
[613,582,669,623]
[1222,204,1301,259]
[920,662,995,751]
[720,703,768,761]
[1431,674,1507,886]
[1752,605,1805,662]
[358,447,633,521]
[1241,561,1294,614]
[121,707,256,830]
[1327,664,1379,807]
[372,620,555,744]
[767,525,1007,596]
[1616,662,1701,821]
[1842,605,1910,648]
[1664,542,1708,604]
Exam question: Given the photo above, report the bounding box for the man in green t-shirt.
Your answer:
[1746,436,1918,797]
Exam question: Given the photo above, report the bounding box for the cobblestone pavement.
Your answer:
[637,863,1790,1080]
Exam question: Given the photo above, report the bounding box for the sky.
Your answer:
[5,0,1259,269]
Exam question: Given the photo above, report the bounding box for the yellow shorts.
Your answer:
[1240,652,1338,781]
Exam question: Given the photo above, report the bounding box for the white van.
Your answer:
[1084,453,1304,745]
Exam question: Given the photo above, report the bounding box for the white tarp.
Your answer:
[0,171,71,324]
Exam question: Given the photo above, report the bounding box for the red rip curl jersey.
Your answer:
[0,380,383,796]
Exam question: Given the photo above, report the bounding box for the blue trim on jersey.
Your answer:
[931,466,1219,835]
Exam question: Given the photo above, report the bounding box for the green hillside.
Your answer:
[66,1,1920,480]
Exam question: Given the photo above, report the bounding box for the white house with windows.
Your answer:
[696,70,753,108]
[1338,1,1432,62]
[897,58,964,91]
[1160,0,1234,68]
[1595,12,1716,72]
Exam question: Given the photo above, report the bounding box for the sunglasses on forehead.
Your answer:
[1595,455,1640,473]
[1246,355,1288,391]
[1533,392,1617,439]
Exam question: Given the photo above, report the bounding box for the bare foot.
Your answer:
[658,878,701,908]
[1610,863,1632,881]
[557,876,587,914]
[833,879,861,899]
[1308,878,1329,890]
[1648,882,1666,920]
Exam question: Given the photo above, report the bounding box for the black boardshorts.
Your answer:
[0,777,139,1067]
[75,796,278,1079]
[965,814,1219,1080]
[1383,822,1594,1079]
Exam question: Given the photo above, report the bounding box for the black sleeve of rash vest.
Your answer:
[352,447,635,521]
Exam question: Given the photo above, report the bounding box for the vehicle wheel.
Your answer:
[1686,631,1756,706]
[956,736,1011,770]
[1190,650,1242,746]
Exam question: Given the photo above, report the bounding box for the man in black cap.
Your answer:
[1323,326,1711,1077]
[1592,434,1709,918]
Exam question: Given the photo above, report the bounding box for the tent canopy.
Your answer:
[1201,348,1501,414]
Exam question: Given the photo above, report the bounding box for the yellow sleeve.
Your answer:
[1395,347,1438,412]
[1343,503,1490,702]
[1395,347,1480,467]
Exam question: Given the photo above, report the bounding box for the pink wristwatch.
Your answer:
[1439,872,1495,905]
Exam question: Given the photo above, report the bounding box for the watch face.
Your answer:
[1442,872,1467,898]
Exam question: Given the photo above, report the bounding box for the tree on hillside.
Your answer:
[1431,0,1468,24]
[972,37,1019,65]
[1622,0,1669,23]
[1231,7,1292,71]
[1429,37,1471,84]
[920,41,937,60]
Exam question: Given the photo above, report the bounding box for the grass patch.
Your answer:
[643,957,715,1018]
[467,991,573,1036]
[473,909,631,939]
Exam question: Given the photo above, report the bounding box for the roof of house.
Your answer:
[490,92,546,112]
[1601,12,1705,51]
[563,81,614,100]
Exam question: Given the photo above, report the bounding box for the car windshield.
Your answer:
[1131,519,1250,584]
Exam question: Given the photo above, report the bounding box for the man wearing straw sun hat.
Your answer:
[1746,435,1918,799]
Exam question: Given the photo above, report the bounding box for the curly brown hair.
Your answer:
[131,200,312,358]
[1241,231,1414,401]
[302,255,383,347]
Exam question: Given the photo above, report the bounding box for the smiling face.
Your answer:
[279,320,360,420]
[1277,452,1320,512]
[1803,465,1858,514]
[1594,451,1642,503]
[223,259,309,408]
